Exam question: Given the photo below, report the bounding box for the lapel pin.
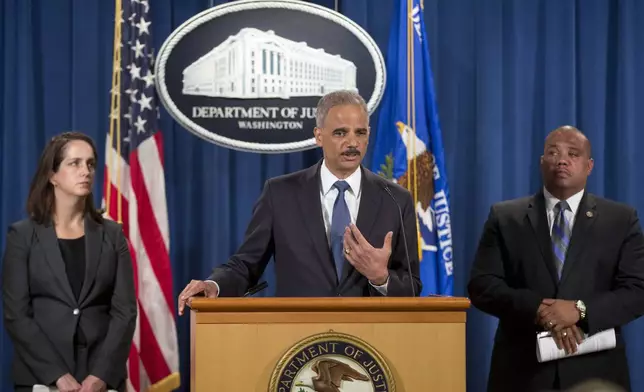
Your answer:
[586,211,594,218]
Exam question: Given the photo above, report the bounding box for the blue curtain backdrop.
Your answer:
[2,1,644,391]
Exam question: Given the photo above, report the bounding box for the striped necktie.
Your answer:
[552,201,571,278]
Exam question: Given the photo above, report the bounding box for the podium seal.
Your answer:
[268,331,395,392]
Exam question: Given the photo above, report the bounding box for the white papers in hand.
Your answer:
[536,328,616,363]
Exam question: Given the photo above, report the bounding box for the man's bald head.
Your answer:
[545,125,591,157]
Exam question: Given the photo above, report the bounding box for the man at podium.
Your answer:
[178,90,421,314]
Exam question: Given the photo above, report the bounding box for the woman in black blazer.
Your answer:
[2,132,137,392]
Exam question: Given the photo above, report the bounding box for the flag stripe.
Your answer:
[139,362,152,392]
[137,136,170,250]
[139,307,172,382]
[127,346,141,392]
[126,238,142,392]
[103,134,132,191]
[126,375,135,392]
[153,131,164,166]
[129,152,174,313]
[125,180,179,371]
[103,179,131,235]
[138,361,151,392]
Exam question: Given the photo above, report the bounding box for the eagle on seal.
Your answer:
[295,358,370,392]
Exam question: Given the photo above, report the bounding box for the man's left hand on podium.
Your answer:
[343,223,391,285]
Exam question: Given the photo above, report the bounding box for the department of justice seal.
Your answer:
[269,331,395,392]
[155,0,386,154]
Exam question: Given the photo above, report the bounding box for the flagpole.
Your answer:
[108,0,123,223]
[115,0,123,224]
[406,0,423,260]
[406,0,412,196]
[411,0,418,218]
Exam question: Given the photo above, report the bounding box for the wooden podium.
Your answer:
[189,297,470,392]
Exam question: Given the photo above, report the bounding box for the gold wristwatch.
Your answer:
[575,300,587,320]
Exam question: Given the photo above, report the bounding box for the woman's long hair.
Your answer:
[26,132,103,225]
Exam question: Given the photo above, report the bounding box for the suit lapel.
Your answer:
[559,193,597,286]
[342,168,382,282]
[34,222,76,305]
[526,191,559,285]
[79,216,103,304]
[297,162,338,283]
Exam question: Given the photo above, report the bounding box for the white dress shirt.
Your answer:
[319,160,389,294]
[207,160,388,297]
[319,160,362,243]
[543,187,585,236]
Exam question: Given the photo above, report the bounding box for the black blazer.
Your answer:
[468,190,644,392]
[209,161,422,297]
[2,216,137,390]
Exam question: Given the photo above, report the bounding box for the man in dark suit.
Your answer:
[178,90,421,313]
[468,125,644,391]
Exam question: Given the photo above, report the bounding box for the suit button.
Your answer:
[73,309,80,316]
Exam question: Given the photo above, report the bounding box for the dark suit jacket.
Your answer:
[2,216,137,391]
[209,161,422,297]
[468,190,644,392]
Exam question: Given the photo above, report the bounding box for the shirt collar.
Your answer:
[543,187,584,215]
[320,160,362,196]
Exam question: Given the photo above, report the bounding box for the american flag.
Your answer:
[103,0,180,390]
